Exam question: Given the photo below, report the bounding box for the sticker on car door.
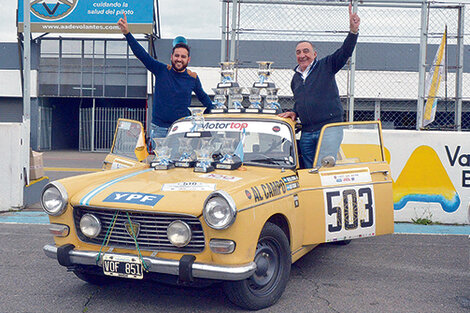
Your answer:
[323,185,376,242]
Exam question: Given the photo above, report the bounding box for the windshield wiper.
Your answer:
[247,157,285,165]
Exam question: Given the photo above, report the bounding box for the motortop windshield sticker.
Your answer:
[168,120,292,139]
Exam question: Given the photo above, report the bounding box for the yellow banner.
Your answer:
[423,29,446,127]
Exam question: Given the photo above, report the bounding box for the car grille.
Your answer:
[73,206,205,253]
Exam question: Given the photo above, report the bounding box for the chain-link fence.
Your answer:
[222,0,469,130]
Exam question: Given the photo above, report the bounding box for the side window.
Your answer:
[315,123,383,167]
[111,119,144,160]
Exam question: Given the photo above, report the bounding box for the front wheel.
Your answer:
[223,222,291,310]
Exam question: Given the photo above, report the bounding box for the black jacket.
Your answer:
[291,32,358,132]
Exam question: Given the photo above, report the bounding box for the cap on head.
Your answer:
[172,36,187,47]
[172,36,190,56]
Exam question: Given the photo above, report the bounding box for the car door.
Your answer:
[298,121,394,245]
[102,119,147,170]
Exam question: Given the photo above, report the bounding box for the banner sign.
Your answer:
[18,0,154,34]
[423,29,447,127]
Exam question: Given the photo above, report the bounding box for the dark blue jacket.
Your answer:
[291,32,358,132]
[125,33,213,128]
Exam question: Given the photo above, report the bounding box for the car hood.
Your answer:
[70,166,296,216]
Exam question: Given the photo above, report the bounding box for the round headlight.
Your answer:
[203,191,237,229]
[80,214,102,238]
[41,182,68,216]
[167,220,191,247]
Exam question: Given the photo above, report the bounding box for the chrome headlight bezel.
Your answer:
[41,182,68,216]
[203,190,237,230]
[79,214,102,238]
[167,220,192,247]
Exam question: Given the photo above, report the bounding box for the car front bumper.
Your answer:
[43,244,256,281]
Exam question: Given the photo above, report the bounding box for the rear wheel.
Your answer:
[223,222,291,310]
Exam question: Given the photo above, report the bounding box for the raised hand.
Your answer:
[349,3,360,34]
[117,12,129,35]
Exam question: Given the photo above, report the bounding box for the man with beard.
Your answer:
[118,13,212,137]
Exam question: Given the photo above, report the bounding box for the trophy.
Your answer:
[174,137,196,168]
[194,139,215,173]
[211,88,227,114]
[217,62,239,88]
[189,108,205,132]
[253,61,275,88]
[246,87,262,113]
[151,138,174,170]
[228,87,244,113]
[263,88,281,114]
[214,137,242,170]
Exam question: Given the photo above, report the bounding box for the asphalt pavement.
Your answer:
[0,224,468,313]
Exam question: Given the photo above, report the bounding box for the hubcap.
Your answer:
[249,237,281,294]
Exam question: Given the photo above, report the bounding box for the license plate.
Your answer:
[102,254,143,279]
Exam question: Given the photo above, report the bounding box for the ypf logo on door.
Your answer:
[103,192,164,206]
[30,0,79,20]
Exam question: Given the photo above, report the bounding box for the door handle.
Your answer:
[371,170,389,175]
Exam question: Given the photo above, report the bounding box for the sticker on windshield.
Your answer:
[168,120,292,140]
[119,121,131,130]
[161,182,216,191]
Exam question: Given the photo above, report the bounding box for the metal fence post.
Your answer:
[375,99,381,121]
[221,0,227,62]
[348,0,359,123]
[455,5,464,131]
[417,0,428,130]
[230,0,238,62]
[91,98,95,152]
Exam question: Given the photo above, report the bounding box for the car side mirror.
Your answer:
[308,155,336,174]
[321,155,336,168]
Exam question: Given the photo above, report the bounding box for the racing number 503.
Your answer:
[326,187,374,233]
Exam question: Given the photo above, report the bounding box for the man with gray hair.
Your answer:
[279,4,360,168]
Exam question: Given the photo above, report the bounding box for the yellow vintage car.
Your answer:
[42,114,393,310]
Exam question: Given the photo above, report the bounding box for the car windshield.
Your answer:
[151,118,296,168]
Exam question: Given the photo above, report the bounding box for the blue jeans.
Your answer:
[299,130,320,169]
[315,126,344,167]
[299,126,344,168]
[149,123,169,153]
[150,123,169,138]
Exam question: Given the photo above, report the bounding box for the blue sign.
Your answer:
[18,0,154,34]
[103,192,164,206]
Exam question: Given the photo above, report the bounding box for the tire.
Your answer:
[223,222,291,310]
[73,269,117,286]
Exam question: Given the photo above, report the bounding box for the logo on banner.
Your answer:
[103,192,164,206]
[30,0,79,20]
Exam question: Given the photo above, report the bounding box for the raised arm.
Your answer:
[328,4,360,73]
[117,13,164,73]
